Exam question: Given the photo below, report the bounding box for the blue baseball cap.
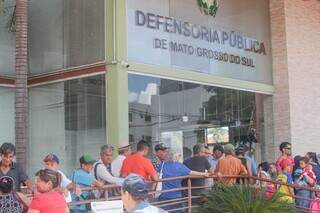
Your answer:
[122,174,149,200]
[43,153,60,164]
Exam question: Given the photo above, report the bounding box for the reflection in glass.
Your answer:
[28,75,106,176]
[28,0,105,74]
[0,87,15,142]
[128,73,264,160]
[0,0,15,75]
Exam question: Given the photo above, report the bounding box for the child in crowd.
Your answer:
[257,162,276,199]
[277,159,294,203]
[309,185,320,213]
[268,163,277,181]
[294,157,315,212]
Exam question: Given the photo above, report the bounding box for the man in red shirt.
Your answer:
[276,142,294,174]
[120,140,159,182]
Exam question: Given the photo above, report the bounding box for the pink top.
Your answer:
[310,198,320,213]
[29,191,67,213]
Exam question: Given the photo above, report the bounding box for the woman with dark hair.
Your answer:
[306,152,320,185]
[0,176,29,213]
[293,155,303,176]
[294,157,315,212]
[257,162,275,198]
[28,169,69,213]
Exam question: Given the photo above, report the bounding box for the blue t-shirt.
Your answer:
[158,162,191,199]
[207,156,217,169]
[245,155,258,176]
[70,169,96,210]
[284,172,293,184]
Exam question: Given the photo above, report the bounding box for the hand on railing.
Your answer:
[73,185,82,196]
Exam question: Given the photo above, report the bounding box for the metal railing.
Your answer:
[63,175,320,213]
[24,174,320,212]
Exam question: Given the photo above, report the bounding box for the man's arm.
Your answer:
[275,157,283,174]
[205,158,214,174]
[96,164,124,186]
[214,161,221,174]
[66,183,82,196]
[18,163,33,192]
[150,173,159,182]
[92,180,104,188]
[17,192,31,206]
[240,164,248,175]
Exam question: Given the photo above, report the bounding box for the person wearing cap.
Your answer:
[69,154,104,213]
[121,140,159,182]
[93,145,124,188]
[151,143,169,171]
[275,142,294,174]
[235,145,252,177]
[214,143,248,185]
[0,142,33,192]
[111,142,132,178]
[43,153,81,200]
[121,174,167,213]
[0,176,29,213]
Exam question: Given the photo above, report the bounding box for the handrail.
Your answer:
[23,174,320,212]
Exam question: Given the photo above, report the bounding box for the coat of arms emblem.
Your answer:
[197,0,219,17]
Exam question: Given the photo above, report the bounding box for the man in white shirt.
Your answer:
[43,153,81,201]
[112,142,131,177]
[93,145,124,187]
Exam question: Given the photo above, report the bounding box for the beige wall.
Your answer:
[270,0,320,158]
[285,0,320,156]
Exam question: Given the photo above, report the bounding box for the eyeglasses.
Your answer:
[284,147,292,150]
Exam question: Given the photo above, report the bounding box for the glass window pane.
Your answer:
[28,0,105,74]
[28,0,64,74]
[0,87,15,142]
[28,75,106,176]
[129,73,265,161]
[0,0,15,75]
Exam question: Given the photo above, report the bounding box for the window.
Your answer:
[0,87,14,142]
[128,73,265,160]
[144,114,151,122]
[0,0,15,75]
[28,75,106,176]
[28,0,105,74]
[129,134,134,143]
[129,112,133,122]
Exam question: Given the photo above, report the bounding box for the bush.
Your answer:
[197,184,297,213]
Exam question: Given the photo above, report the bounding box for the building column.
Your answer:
[15,0,28,168]
[105,0,129,149]
[270,0,320,157]
[269,0,292,159]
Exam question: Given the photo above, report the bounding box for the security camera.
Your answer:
[120,61,130,68]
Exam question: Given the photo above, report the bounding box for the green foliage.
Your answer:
[197,0,219,17]
[197,185,297,213]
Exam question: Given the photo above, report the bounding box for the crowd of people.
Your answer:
[1,140,320,213]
